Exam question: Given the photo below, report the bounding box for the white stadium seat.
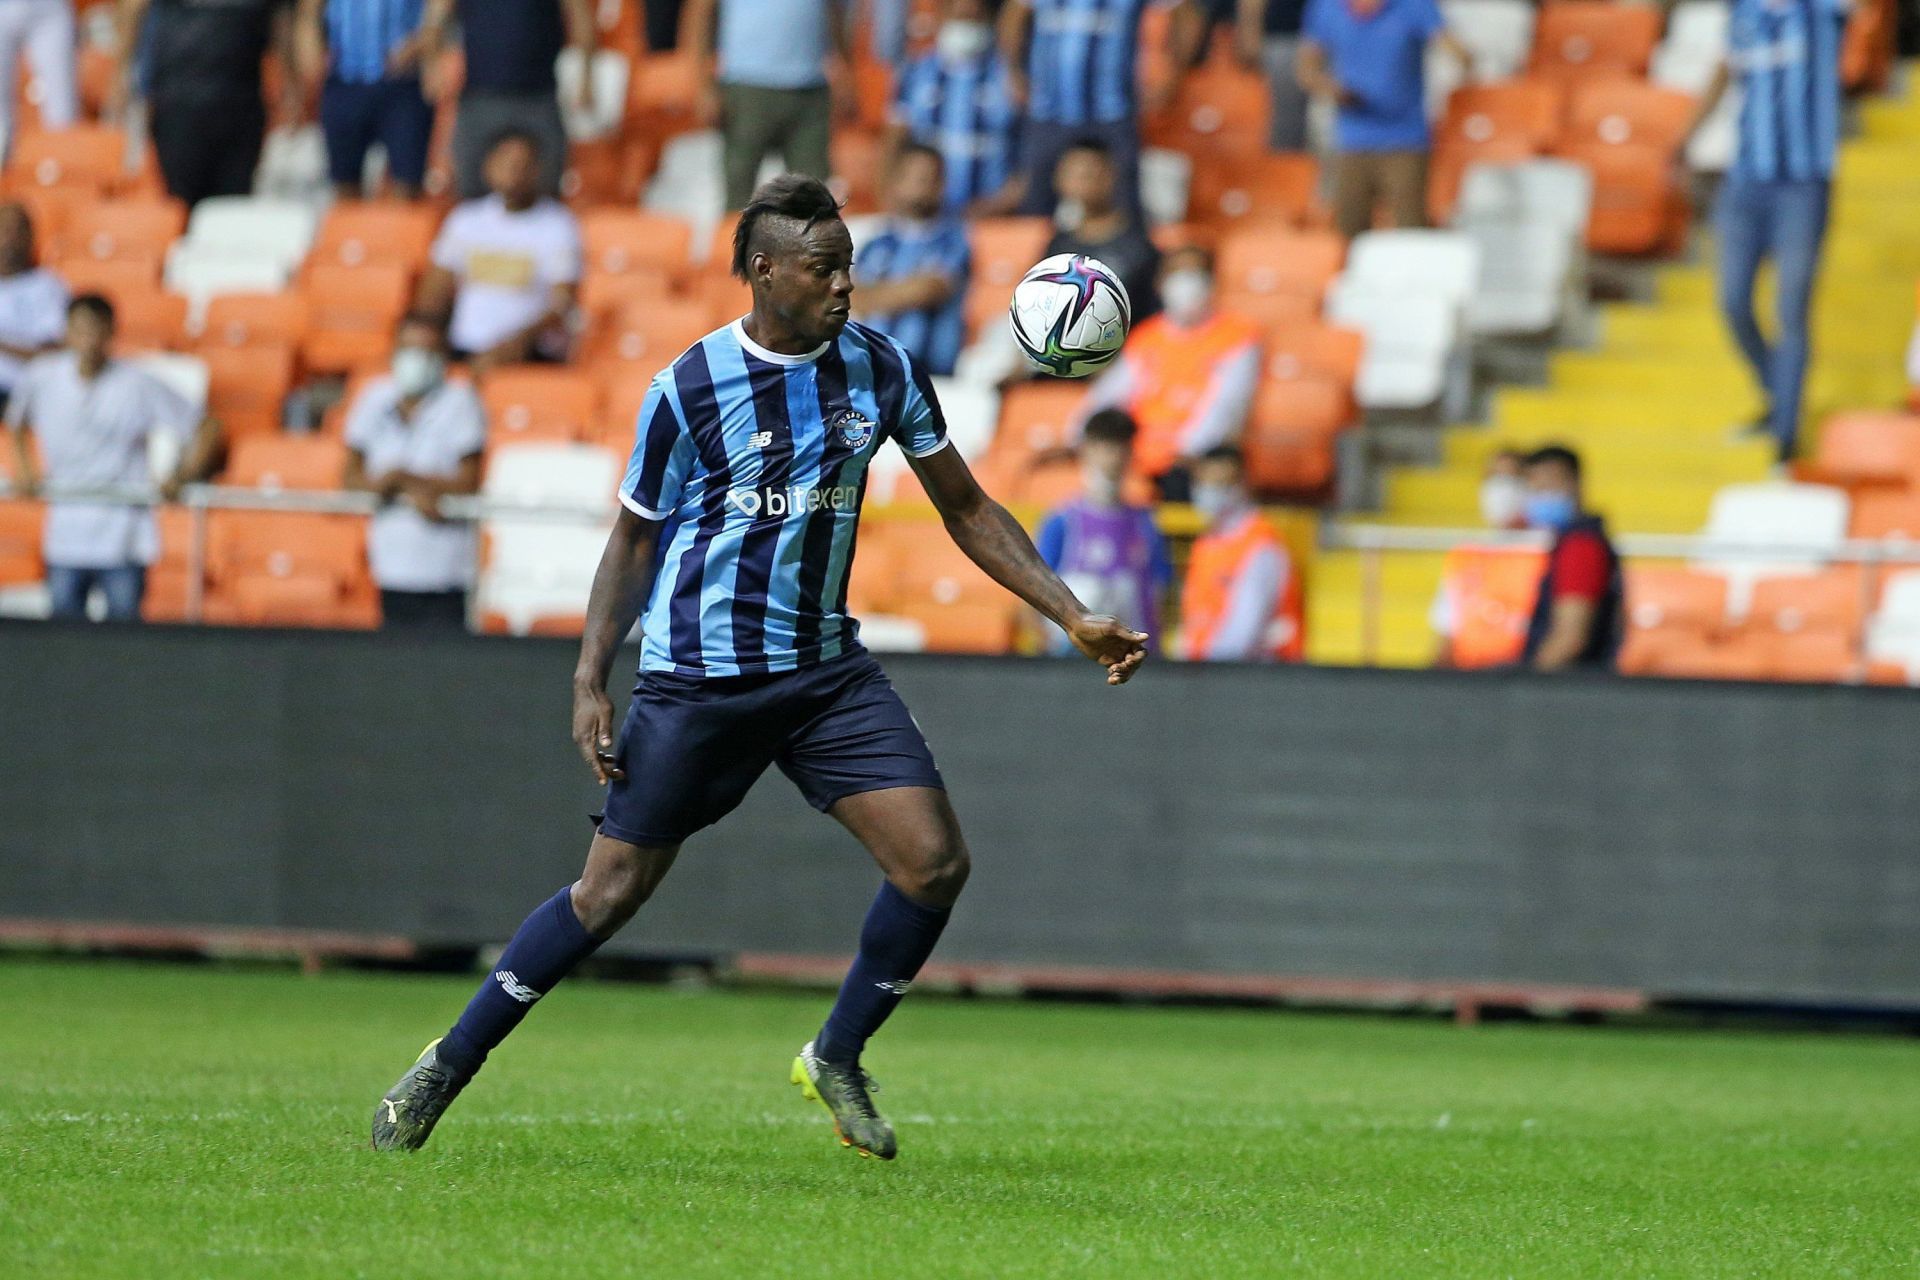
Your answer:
[1695,482,1851,613]
[927,377,999,460]
[1138,147,1192,228]
[1428,0,1536,114]
[476,523,612,635]
[557,49,632,143]
[1465,220,1576,336]
[1339,229,1481,308]
[1653,2,1738,172]
[163,243,290,309]
[647,130,727,260]
[1455,160,1593,239]
[1865,570,1920,680]
[1326,292,1457,411]
[484,443,621,511]
[182,198,318,271]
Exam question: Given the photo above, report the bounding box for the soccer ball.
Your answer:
[1008,253,1132,378]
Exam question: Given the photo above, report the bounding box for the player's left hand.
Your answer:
[1068,614,1149,686]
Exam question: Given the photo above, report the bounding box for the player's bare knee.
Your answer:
[895,838,969,907]
[574,843,673,936]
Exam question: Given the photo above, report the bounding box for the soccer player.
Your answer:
[371,175,1149,1161]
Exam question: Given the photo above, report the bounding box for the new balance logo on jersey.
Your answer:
[494,970,540,1003]
[748,430,774,448]
[874,979,912,996]
[725,482,861,519]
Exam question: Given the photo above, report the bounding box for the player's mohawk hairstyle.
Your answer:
[732,175,844,281]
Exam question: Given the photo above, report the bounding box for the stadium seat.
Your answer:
[482,367,598,444]
[206,510,378,629]
[1266,322,1365,391]
[1558,141,1689,255]
[1565,79,1696,154]
[162,246,290,303]
[1850,491,1920,543]
[1339,230,1480,310]
[58,199,186,264]
[579,267,675,320]
[963,218,1053,337]
[1436,544,1546,667]
[1217,289,1319,333]
[1138,147,1194,227]
[484,441,620,509]
[1464,218,1578,336]
[1216,227,1344,301]
[1744,567,1868,639]
[988,382,1083,472]
[1529,3,1662,82]
[1864,570,1920,681]
[200,344,295,438]
[199,292,310,352]
[580,209,695,282]
[1455,159,1595,239]
[1243,376,1350,493]
[1695,483,1852,615]
[141,506,198,622]
[925,376,999,459]
[1427,79,1565,219]
[1324,292,1459,411]
[111,292,191,351]
[226,434,348,491]
[0,498,44,588]
[476,521,611,635]
[1430,0,1538,108]
[556,48,632,142]
[7,125,127,192]
[1806,411,1920,488]
[578,298,711,379]
[1185,153,1319,227]
[308,201,439,271]
[183,198,319,274]
[60,255,161,299]
[1624,565,1728,632]
[129,352,211,412]
[1149,66,1272,156]
[874,520,1017,653]
[302,263,411,374]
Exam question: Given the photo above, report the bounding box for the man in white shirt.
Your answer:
[0,203,69,413]
[5,293,219,621]
[341,311,487,628]
[417,129,581,372]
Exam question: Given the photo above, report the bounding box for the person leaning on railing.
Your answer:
[4,293,220,622]
[1517,444,1623,673]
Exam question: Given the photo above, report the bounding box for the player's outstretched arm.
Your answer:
[910,446,1148,686]
[571,508,663,782]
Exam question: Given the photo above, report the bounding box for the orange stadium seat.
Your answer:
[482,367,598,444]
[1266,321,1364,394]
[1242,376,1351,493]
[988,382,1084,472]
[1428,79,1566,219]
[201,293,311,351]
[0,498,44,587]
[578,267,674,319]
[7,125,126,192]
[141,506,198,622]
[1624,566,1728,632]
[303,263,411,374]
[880,521,1018,653]
[225,434,348,491]
[1807,411,1920,488]
[1632,631,1775,682]
[1186,153,1320,228]
[830,129,885,214]
[309,201,440,271]
[1744,567,1868,639]
[206,511,378,629]
[201,344,296,439]
[111,292,190,350]
[1564,78,1696,154]
[1217,288,1318,333]
[1438,545,1547,668]
[580,209,694,281]
[1530,3,1662,83]
[1216,227,1344,302]
[579,298,711,379]
[1559,142,1687,256]
[10,185,87,244]
[58,255,161,299]
[1850,490,1920,541]
[964,217,1053,334]
[58,198,187,264]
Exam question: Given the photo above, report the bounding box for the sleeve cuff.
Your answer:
[619,489,671,520]
[901,435,953,460]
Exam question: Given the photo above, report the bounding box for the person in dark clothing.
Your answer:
[1519,444,1622,672]
[1043,137,1161,322]
[112,0,296,207]
[416,0,594,199]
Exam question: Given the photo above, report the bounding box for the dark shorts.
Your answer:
[595,650,945,847]
[320,76,434,187]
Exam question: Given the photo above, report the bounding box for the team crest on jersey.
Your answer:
[830,408,876,450]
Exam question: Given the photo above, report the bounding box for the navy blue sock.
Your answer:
[815,881,952,1066]
[438,886,600,1078]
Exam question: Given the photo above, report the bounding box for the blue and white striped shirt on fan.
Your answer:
[324,0,426,84]
[854,217,972,377]
[1727,0,1848,183]
[1027,0,1157,126]
[620,320,950,677]
[893,50,1021,211]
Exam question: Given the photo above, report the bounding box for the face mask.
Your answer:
[936,20,993,61]
[1081,466,1120,505]
[1523,491,1578,532]
[392,347,446,398]
[1479,474,1526,529]
[1053,197,1085,231]
[1161,270,1212,324]
[1193,483,1236,525]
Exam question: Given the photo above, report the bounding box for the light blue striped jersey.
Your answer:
[620,319,950,677]
[324,0,426,84]
[1027,0,1157,126]
[893,49,1021,211]
[1728,0,1847,183]
[854,216,971,377]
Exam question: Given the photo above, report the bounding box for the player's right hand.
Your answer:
[572,684,625,784]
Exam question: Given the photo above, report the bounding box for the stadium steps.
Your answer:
[1305,64,1920,668]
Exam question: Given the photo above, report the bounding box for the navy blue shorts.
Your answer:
[320,76,434,187]
[595,650,945,846]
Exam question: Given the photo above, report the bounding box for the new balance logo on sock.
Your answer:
[874,980,912,995]
[494,970,540,1003]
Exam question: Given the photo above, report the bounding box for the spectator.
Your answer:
[1237,0,1310,151]
[417,129,582,371]
[1073,245,1259,500]
[888,0,1022,216]
[853,144,972,377]
[418,0,593,201]
[1297,0,1471,240]
[1000,0,1201,220]
[1177,445,1301,661]
[1687,0,1847,462]
[1034,408,1171,654]
[113,0,299,207]
[1043,137,1161,322]
[342,312,486,629]
[689,0,852,211]
[0,204,69,415]
[4,294,218,622]
[1518,444,1621,672]
[294,0,436,199]
[0,0,78,150]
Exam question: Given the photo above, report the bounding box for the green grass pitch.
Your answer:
[5,958,1919,1278]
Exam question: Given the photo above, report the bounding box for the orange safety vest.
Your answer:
[1438,544,1548,668]
[1123,311,1262,479]
[1180,510,1303,661]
